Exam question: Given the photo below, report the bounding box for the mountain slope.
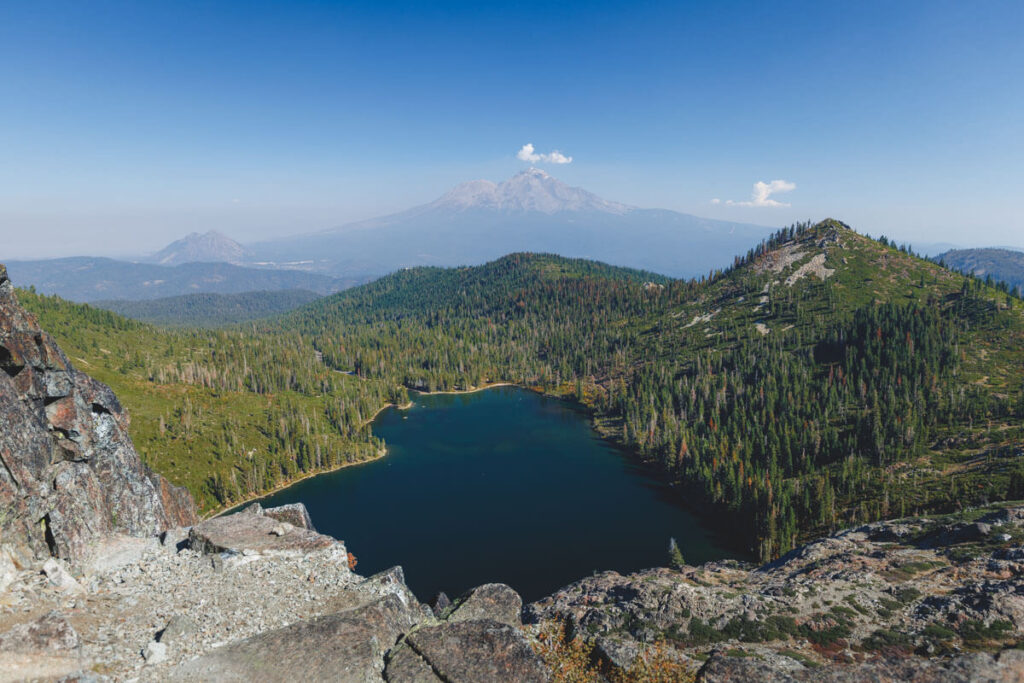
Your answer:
[148,230,250,265]
[937,247,1024,294]
[16,287,399,511]
[248,169,773,279]
[277,220,1024,559]
[94,289,321,327]
[6,257,351,302]
[15,220,1024,557]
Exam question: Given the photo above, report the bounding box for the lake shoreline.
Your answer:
[236,383,742,600]
[205,398,414,519]
[205,382,751,561]
[408,381,517,396]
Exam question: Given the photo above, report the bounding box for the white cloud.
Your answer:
[710,198,721,204]
[723,179,796,207]
[517,143,573,165]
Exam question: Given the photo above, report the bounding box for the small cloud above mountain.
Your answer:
[721,180,796,207]
[516,143,573,165]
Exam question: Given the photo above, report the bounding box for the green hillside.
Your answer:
[273,220,1024,559]
[93,289,321,327]
[17,293,400,513]
[17,221,1024,559]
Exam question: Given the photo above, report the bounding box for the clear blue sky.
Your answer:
[2,0,1022,257]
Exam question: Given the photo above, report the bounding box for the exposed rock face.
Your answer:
[385,620,549,683]
[0,264,196,570]
[170,594,419,682]
[527,506,1024,680]
[446,583,523,627]
[696,648,1024,682]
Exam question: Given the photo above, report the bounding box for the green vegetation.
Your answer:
[266,220,1024,560]
[19,291,401,513]
[668,537,686,569]
[18,220,1024,559]
[93,289,321,327]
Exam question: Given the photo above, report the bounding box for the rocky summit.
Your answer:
[2,262,1024,681]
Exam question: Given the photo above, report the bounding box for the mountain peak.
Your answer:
[431,170,632,215]
[149,230,250,266]
[516,167,550,178]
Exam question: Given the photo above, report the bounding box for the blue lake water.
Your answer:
[252,386,737,602]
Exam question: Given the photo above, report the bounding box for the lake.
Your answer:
[252,386,738,602]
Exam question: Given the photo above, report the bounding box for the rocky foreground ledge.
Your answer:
[0,502,548,681]
[3,501,1024,681]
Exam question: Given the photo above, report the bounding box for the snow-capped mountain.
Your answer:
[433,168,631,214]
[248,170,775,280]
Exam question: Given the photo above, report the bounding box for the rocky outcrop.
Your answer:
[247,501,318,531]
[0,263,196,570]
[169,594,420,682]
[527,505,1024,680]
[0,611,88,681]
[696,648,1024,682]
[385,620,549,683]
[446,583,523,627]
[188,505,336,557]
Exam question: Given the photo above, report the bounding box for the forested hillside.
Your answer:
[94,289,321,327]
[18,220,1024,559]
[271,220,1024,560]
[18,293,403,513]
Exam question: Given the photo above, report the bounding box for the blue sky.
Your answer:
[2,0,1022,257]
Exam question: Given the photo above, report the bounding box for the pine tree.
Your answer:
[668,537,685,570]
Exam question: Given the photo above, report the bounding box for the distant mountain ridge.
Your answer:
[248,168,774,279]
[937,247,1024,294]
[11,170,769,304]
[6,257,352,302]
[94,289,321,327]
[148,230,250,266]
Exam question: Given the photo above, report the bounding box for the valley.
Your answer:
[19,219,1024,564]
[249,386,738,602]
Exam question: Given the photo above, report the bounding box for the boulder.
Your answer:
[0,548,17,593]
[168,594,421,682]
[447,583,523,627]
[189,510,338,557]
[360,566,426,617]
[0,611,80,653]
[385,620,549,683]
[428,591,451,617]
[264,503,317,531]
[143,640,168,665]
[157,614,197,644]
[42,558,85,595]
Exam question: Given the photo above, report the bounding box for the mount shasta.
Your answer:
[249,168,773,279]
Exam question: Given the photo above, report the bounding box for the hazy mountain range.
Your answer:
[4,258,351,302]
[6,170,779,302]
[937,247,1024,293]
[14,169,1023,305]
[247,168,775,279]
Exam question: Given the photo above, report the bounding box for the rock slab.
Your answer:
[0,263,197,569]
[169,594,420,682]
